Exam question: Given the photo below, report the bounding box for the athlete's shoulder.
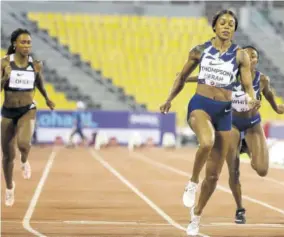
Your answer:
[1,56,9,69]
[190,43,206,53]
[236,47,246,55]
[189,42,207,60]
[32,59,44,73]
[1,55,9,63]
[259,72,270,83]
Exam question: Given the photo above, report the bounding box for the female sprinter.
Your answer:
[159,10,259,235]
[1,28,55,207]
[183,45,284,225]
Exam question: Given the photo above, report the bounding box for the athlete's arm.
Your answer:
[237,49,255,100]
[176,72,198,83]
[160,45,203,114]
[1,58,10,91]
[237,49,260,110]
[186,76,198,83]
[34,61,55,110]
[261,75,284,114]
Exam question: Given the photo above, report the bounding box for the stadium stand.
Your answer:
[28,13,211,125]
[1,4,142,112]
[28,12,283,124]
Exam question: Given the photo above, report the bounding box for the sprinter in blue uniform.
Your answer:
[159,10,259,236]
[228,45,284,224]
[184,45,284,225]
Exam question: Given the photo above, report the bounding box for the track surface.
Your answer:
[1,146,284,237]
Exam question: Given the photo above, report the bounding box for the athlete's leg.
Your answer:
[226,127,243,210]
[226,127,246,223]
[188,110,215,184]
[1,117,17,189]
[183,110,215,208]
[17,109,36,179]
[1,117,17,206]
[245,123,269,177]
[17,110,36,163]
[194,129,231,215]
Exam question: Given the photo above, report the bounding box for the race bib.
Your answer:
[9,70,35,90]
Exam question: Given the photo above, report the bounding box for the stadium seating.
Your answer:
[27,13,284,123]
[1,48,77,110]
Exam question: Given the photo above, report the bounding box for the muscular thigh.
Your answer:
[1,117,17,151]
[188,110,215,146]
[245,123,268,163]
[207,130,232,175]
[17,109,36,142]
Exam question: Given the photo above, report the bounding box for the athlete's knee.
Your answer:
[205,169,220,183]
[254,164,268,177]
[199,139,214,152]
[18,139,31,153]
[206,175,219,186]
[2,150,16,163]
[2,144,16,162]
[251,157,268,177]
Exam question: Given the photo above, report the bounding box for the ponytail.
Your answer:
[6,44,15,55]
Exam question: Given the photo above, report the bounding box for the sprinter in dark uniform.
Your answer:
[228,45,284,224]
[1,28,55,207]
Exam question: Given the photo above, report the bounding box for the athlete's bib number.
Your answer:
[9,70,35,90]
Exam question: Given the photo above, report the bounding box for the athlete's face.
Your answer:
[14,33,32,57]
[245,48,258,69]
[215,14,236,40]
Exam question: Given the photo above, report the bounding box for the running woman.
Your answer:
[160,10,259,235]
[183,45,284,224]
[1,28,55,207]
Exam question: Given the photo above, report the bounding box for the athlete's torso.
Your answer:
[3,54,36,108]
[198,40,240,91]
[232,70,261,113]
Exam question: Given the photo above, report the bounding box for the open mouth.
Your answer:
[222,31,230,36]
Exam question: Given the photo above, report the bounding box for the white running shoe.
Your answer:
[186,206,201,236]
[5,181,15,207]
[182,181,198,207]
[22,161,31,180]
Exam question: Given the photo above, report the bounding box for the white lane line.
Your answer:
[132,152,284,215]
[90,149,209,237]
[22,148,58,237]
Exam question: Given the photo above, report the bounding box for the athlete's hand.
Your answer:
[277,104,284,114]
[247,97,261,111]
[46,98,55,110]
[160,101,171,114]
